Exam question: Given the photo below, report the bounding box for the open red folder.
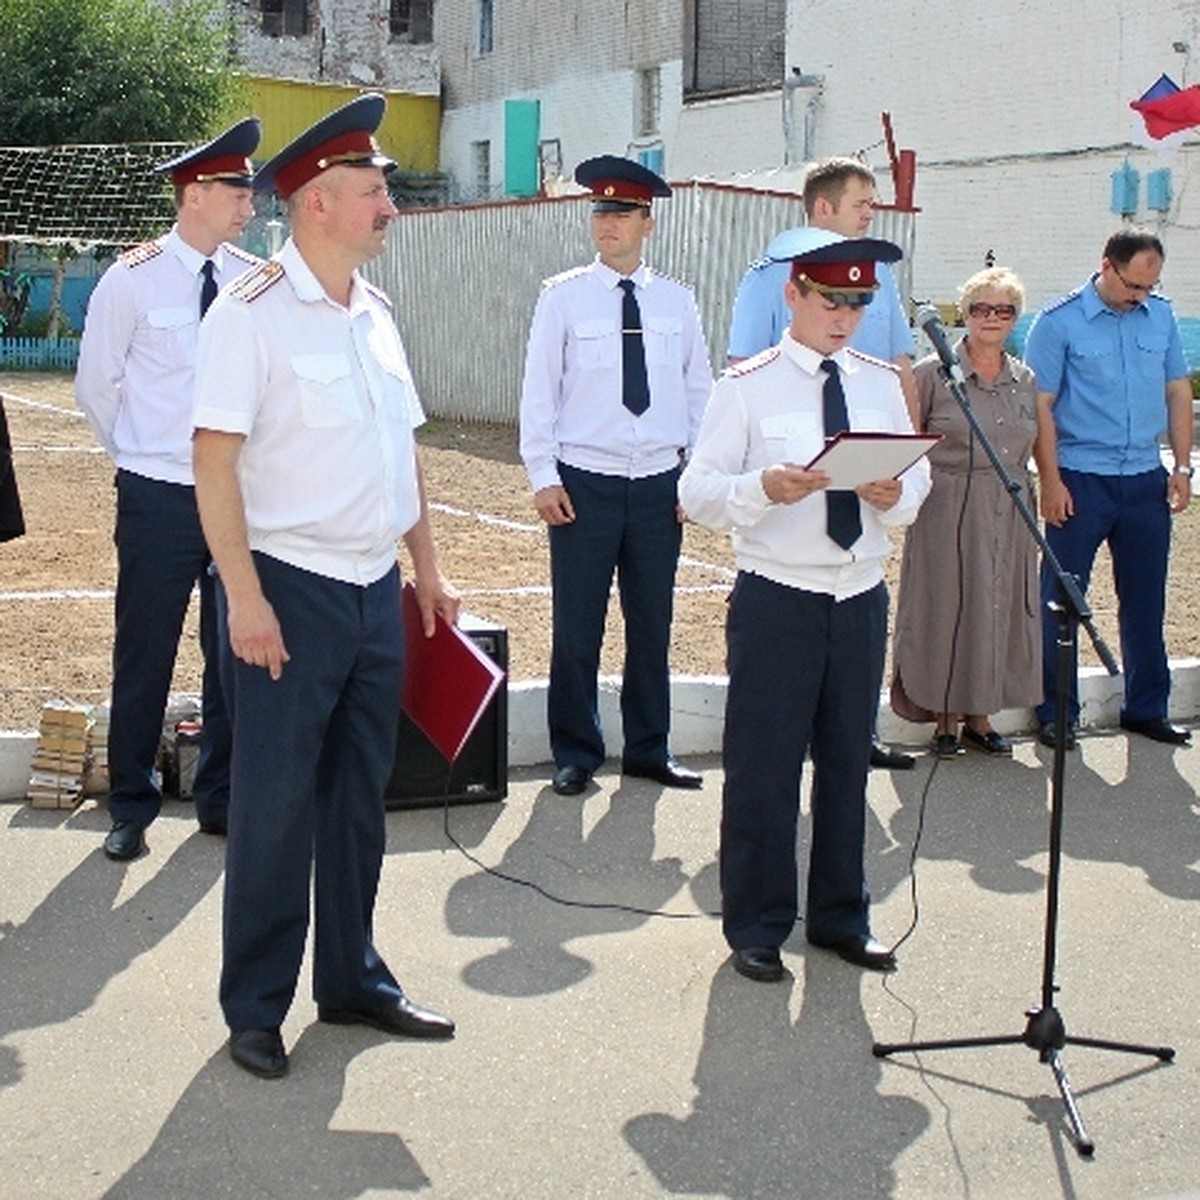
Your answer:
[400,584,506,764]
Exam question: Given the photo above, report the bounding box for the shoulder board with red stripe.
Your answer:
[224,244,264,268]
[228,260,285,303]
[846,347,899,373]
[647,266,691,292]
[725,346,781,377]
[543,265,590,290]
[117,240,163,269]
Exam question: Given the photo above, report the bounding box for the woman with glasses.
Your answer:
[891,266,1040,758]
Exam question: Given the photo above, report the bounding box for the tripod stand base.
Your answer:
[872,1006,1174,1157]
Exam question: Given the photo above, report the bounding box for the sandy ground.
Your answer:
[2,370,1198,733]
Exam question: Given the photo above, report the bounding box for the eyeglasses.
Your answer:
[967,302,1018,320]
[1110,262,1161,296]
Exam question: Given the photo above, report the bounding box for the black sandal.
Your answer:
[931,733,963,759]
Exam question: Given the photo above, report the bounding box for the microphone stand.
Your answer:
[871,339,1175,1157]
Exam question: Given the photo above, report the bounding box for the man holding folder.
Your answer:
[193,94,458,1079]
[680,230,931,983]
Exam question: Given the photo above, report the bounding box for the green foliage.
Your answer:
[16,310,76,339]
[0,0,239,146]
[0,267,33,336]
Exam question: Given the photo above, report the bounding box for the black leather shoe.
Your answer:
[870,740,915,770]
[318,995,455,1039]
[1038,722,1076,750]
[1119,716,1191,745]
[808,934,897,972]
[198,819,227,836]
[962,726,1012,756]
[103,821,146,861]
[732,946,785,982]
[552,765,591,795]
[622,757,703,788]
[229,1029,287,1078]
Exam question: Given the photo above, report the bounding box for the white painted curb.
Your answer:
[4,659,1198,800]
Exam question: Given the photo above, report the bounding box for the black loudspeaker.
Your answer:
[385,613,508,809]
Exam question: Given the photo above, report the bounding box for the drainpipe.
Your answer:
[782,68,825,166]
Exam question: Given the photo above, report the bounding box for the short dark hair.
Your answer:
[1104,226,1165,267]
[802,157,876,217]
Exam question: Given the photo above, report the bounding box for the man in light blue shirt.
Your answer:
[727,158,917,421]
[1026,227,1193,747]
[727,157,918,769]
[729,244,913,370]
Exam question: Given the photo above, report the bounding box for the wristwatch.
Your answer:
[1174,463,1195,478]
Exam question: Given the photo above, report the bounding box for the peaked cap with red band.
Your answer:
[766,227,902,293]
[155,117,261,188]
[574,154,671,212]
[253,93,395,199]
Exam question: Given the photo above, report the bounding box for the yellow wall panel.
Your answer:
[234,76,440,173]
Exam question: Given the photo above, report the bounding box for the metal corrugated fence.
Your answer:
[365,182,916,424]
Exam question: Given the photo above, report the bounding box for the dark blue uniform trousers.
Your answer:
[548,463,682,770]
[217,554,405,1033]
[1035,467,1171,728]
[720,573,886,951]
[108,470,230,830]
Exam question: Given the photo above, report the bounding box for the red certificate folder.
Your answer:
[400,584,506,764]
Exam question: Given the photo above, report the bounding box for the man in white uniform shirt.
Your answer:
[519,155,713,796]
[193,94,458,1079]
[76,118,261,860]
[727,155,920,772]
[680,229,931,982]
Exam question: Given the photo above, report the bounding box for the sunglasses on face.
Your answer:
[820,291,876,310]
[967,302,1017,320]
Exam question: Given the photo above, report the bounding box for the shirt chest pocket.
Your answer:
[642,315,683,367]
[760,411,823,464]
[144,306,196,359]
[1066,338,1117,390]
[292,353,362,428]
[571,318,619,371]
[1135,331,1170,357]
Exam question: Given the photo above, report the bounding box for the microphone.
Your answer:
[914,304,965,384]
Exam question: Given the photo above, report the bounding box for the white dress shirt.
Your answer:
[193,237,425,586]
[76,227,259,484]
[519,256,713,492]
[680,332,931,600]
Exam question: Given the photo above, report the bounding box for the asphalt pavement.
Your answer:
[1,731,1198,1199]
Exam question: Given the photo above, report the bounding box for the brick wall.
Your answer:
[229,0,439,93]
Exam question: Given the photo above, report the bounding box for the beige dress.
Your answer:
[891,342,1041,720]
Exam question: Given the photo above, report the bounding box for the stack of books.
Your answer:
[27,701,94,809]
[83,701,110,796]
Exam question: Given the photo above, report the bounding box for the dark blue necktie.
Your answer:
[200,260,217,320]
[618,278,650,416]
[820,358,862,550]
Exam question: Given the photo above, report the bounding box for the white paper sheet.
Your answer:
[804,432,941,489]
